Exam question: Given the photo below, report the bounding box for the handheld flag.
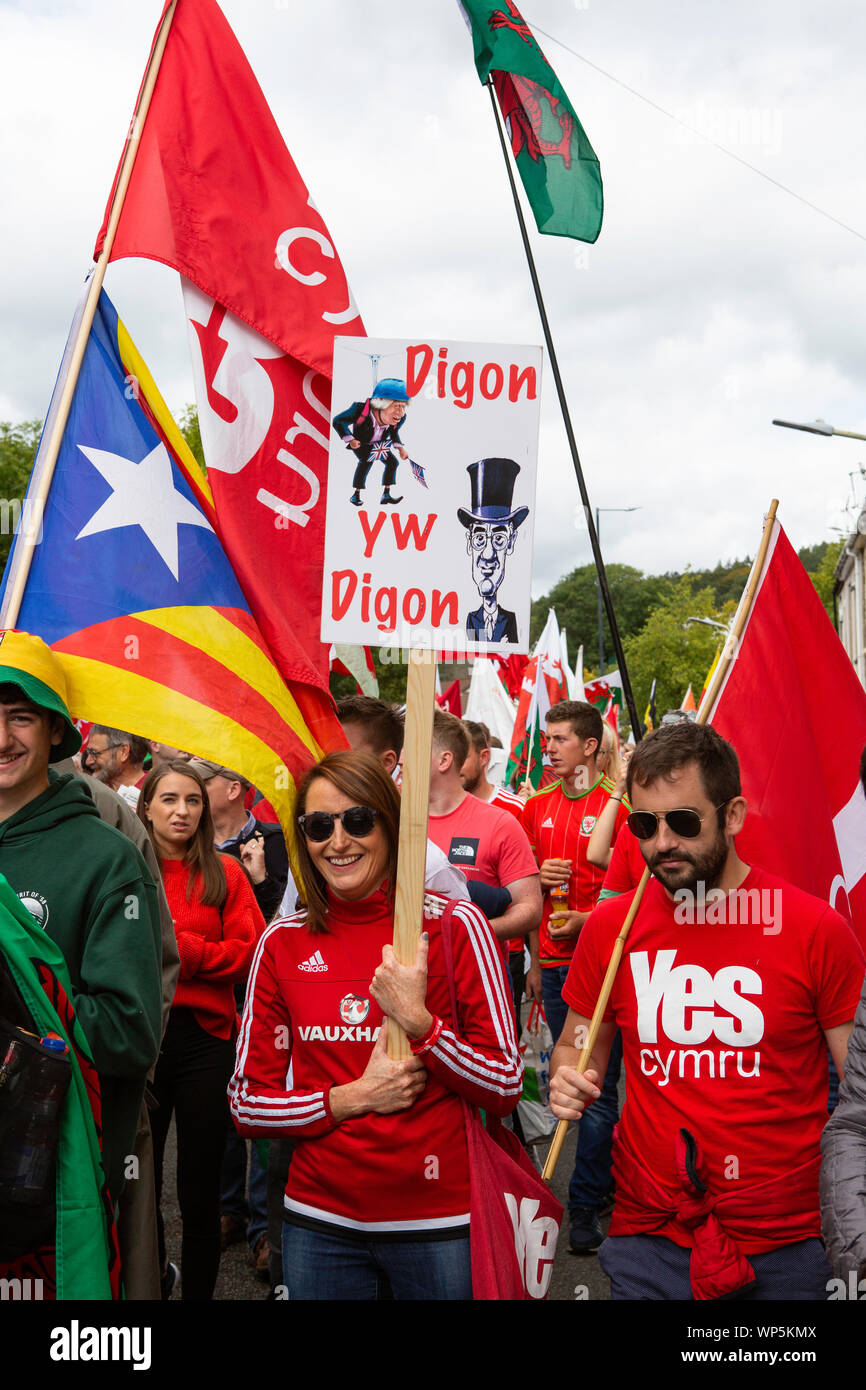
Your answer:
[95,0,365,705]
[703,517,866,950]
[506,608,568,787]
[1,288,337,846]
[460,0,603,242]
[643,675,657,731]
[409,459,429,489]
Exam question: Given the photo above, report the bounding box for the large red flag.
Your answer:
[703,519,866,951]
[95,0,364,722]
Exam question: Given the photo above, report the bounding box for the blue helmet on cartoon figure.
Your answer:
[371,378,411,404]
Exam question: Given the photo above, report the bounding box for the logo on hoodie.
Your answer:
[18,890,49,928]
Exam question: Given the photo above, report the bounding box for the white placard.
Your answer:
[321,336,541,657]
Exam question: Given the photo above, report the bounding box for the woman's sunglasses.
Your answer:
[626,802,730,841]
[297,806,379,842]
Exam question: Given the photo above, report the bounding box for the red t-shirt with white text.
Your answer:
[563,867,865,1252]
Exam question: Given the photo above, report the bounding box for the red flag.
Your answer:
[95,0,363,709]
[704,519,866,950]
[681,684,697,711]
[436,679,463,717]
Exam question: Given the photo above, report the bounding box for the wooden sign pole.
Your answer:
[388,649,437,1058]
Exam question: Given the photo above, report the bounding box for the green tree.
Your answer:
[810,539,844,620]
[179,404,205,471]
[623,577,734,722]
[0,421,41,573]
[531,563,673,666]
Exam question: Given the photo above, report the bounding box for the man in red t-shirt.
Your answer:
[426,710,541,953]
[520,699,628,1253]
[461,719,541,1013]
[550,721,865,1300]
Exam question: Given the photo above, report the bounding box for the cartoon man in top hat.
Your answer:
[458,457,529,644]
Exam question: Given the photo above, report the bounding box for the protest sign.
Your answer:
[321,336,541,659]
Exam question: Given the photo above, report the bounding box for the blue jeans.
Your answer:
[221,1129,268,1248]
[542,963,622,1213]
[281,1223,472,1300]
[600,1234,832,1300]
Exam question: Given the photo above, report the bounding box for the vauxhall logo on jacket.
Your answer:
[296,993,378,1043]
[630,949,765,1087]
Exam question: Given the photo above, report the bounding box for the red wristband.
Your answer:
[409,1015,444,1054]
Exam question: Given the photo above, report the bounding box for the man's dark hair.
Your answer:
[90,725,150,766]
[0,682,42,713]
[627,722,741,815]
[336,696,405,759]
[0,682,63,741]
[546,699,603,747]
[463,719,490,752]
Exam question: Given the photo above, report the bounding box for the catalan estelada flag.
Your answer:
[1,286,339,844]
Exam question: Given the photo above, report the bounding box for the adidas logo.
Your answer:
[299,950,328,973]
[541,817,555,829]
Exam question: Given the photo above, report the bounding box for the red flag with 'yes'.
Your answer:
[95,0,364,732]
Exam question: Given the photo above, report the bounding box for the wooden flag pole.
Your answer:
[1,0,179,630]
[388,649,437,1059]
[542,499,780,1182]
[542,865,651,1181]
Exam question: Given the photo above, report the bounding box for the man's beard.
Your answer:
[647,826,729,895]
[462,770,482,794]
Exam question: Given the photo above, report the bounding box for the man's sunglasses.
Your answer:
[626,802,730,841]
[297,806,379,842]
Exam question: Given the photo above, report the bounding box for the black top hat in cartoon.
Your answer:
[457,458,530,530]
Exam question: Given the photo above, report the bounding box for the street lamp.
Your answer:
[772,417,866,442]
[685,616,729,633]
[596,506,640,673]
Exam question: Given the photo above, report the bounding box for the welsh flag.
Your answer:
[460,0,603,242]
[506,609,569,788]
[703,518,866,951]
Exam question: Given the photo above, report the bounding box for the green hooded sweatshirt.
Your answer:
[0,771,162,1203]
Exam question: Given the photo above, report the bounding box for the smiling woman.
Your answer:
[229,748,524,1301]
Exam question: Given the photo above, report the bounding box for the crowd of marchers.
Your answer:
[2,628,866,1301]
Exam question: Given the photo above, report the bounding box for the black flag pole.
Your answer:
[484,77,643,740]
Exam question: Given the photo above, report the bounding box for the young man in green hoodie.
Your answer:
[0,630,162,1210]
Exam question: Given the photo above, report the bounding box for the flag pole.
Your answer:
[484,77,643,741]
[1,0,180,630]
[542,499,780,1181]
[698,498,779,719]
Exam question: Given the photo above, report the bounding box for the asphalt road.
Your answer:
[160,1115,613,1303]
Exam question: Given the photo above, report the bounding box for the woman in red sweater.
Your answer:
[230,750,523,1300]
[138,760,264,1300]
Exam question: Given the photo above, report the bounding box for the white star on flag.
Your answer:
[76,442,213,581]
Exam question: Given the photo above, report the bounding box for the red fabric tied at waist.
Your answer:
[611,1128,821,1301]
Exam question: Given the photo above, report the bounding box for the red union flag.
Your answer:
[95,0,363,700]
[702,518,866,950]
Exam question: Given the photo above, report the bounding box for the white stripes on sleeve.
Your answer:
[229,915,329,1132]
[430,901,524,1099]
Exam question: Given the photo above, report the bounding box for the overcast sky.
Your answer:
[2,0,865,601]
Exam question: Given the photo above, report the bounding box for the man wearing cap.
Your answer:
[0,630,162,1210]
[332,377,411,507]
[458,457,529,644]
